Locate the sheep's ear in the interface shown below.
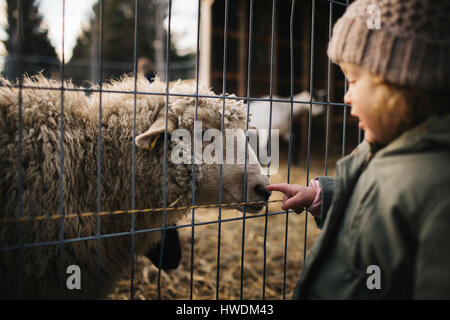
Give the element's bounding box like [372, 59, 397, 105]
[135, 115, 176, 150]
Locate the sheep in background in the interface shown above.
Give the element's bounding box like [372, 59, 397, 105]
[0, 75, 270, 299]
[248, 90, 325, 163]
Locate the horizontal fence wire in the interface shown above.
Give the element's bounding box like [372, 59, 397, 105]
[0, 200, 281, 225]
[0, 206, 297, 253]
[0, 82, 350, 107]
[0, 54, 194, 71]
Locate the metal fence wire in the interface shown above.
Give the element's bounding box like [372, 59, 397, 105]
[0, 0, 361, 300]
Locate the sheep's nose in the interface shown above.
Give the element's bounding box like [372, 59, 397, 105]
[254, 183, 271, 201]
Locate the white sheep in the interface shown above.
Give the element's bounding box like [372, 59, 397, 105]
[0, 75, 270, 299]
[248, 91, 324, 161]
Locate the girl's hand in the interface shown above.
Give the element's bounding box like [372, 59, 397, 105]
[266, 183, 317, 214]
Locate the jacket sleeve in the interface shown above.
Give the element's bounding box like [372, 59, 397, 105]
[312, 176, 336, 229]
[413, 199, 450, 299]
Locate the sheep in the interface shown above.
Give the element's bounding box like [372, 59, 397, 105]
[0, 74, 270, 299]
[248, 91, 325, 163]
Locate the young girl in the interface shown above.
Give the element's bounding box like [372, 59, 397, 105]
[267, 0, 450, 299]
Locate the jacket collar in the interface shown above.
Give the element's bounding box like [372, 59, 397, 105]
[336, 140, 372, 195]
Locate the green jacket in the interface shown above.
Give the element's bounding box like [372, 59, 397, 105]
[293, 114, 450, 299]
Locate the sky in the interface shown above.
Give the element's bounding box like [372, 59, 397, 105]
[0, 0, 199, 65]
[43, 0, 199, 60]
[38, 0, 97, 61]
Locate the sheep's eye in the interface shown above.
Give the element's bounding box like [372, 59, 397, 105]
[156, 134, 171, 147]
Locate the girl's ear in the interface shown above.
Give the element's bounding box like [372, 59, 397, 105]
[135, 115, 176, 150]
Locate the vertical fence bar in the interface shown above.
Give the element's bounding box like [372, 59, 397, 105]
[240, 0, 254, 300]
[58, 0, 66, 297]
[343, 0, 351, 154]
[262, 0, 277, 300]
[16, 0, 24, 298]
[354, 19, 363, 147]
[358, 123, 363, 143]
[342, 78, 348, 158]
[190, 0, 202, 300]
[305, 0, 316, 264]
[158, 0, 173, 300]
[17, 76, 24, 299]
[324, 1, 333, 176]
[96, 0, 104, 298]
[216, 0, 229, 300]
[283, 0, 296, 300]
[130, 0, 140, 300]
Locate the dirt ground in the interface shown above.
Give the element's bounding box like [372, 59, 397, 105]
[108, 151, 340, 300]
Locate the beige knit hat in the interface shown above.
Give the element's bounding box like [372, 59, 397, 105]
[327, 0, 450, 91]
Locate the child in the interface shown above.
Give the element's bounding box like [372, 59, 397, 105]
[267, 0, 450, 299]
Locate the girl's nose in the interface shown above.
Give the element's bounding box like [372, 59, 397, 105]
[344, 90, 357, 117]
[344, 89, 351, 105]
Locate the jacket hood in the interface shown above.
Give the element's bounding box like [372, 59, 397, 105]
[374, 113, 450, 158]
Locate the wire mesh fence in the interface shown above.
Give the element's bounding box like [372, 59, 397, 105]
[0, 0, 361, 300]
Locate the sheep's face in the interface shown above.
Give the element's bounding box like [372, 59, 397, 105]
[194, 129, 271, 213]
[136, 110, 270, 213]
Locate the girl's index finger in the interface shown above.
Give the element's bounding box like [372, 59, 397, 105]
[266, 183, 290, 194]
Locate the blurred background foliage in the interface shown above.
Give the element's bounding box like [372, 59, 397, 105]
[2, 0, 195, 85]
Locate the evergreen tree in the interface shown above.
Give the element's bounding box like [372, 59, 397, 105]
[67, 0, 194, 85]
[3, 0, 58, 80]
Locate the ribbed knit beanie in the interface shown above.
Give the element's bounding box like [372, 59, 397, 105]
[327, 0, 450, 91]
